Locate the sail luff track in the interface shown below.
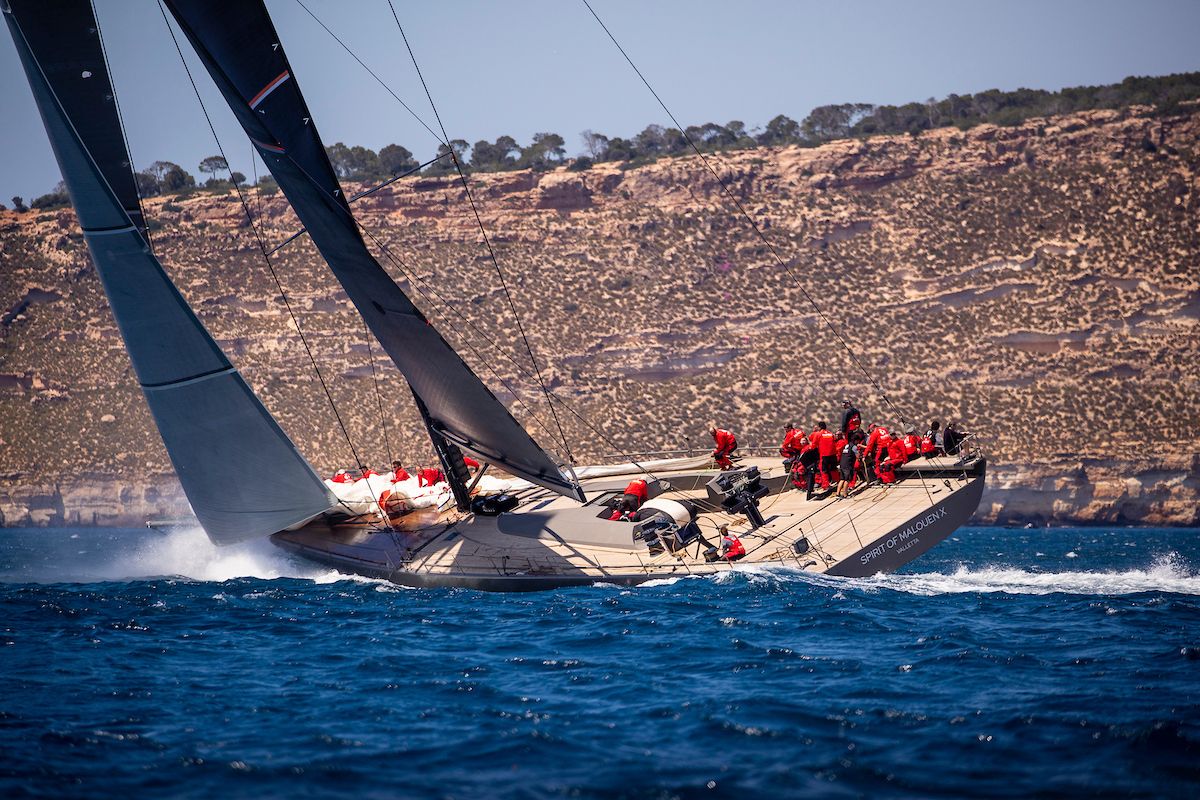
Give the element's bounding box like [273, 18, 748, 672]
[163, 0, 584, 502]
[4, 0, 336, 543]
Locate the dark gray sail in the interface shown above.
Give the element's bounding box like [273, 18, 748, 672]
[163, 0, 585, 502]
[5, 0, 336, 543]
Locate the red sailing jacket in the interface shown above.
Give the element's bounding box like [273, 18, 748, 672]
[903, 434, 920, 457]
[722, 535, 746, 559]
[887, 439, 907, 465]
[816, 430, 836, 457]
[875, 432, 893, 461]
[865, 427, 888, 459]
[391, 468, 411, 483]
[418, 468, 445, 487]
[624, 479, 649, 505]
[330, 471, 353, 484]
[463, 456, 481, 470]
[920, 434, 936, 454]
[712, 428, 737, 454]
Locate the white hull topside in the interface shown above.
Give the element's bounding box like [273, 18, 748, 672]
[272, 455, 986, 591]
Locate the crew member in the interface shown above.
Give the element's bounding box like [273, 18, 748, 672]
[903, 428, 920, 460]
[330, 469, 354, 484]
[390, 461, 410, 482]
[463, 456, 481, 472]
[944, 422, 967, 455]
[814, 422, 837, 491]
[417, 466, 445, 487]
[622, 478, 649, 514]
[836, 440, 857, 499]
[864, 423, 886, 482]
[839, 399, 861, 435]
[879, 434, 907, 485]
[718, 524, 746, 561]
[779, 423, 802, 461]
[921, 421, 940, 458]
[710, 423, 738, 470]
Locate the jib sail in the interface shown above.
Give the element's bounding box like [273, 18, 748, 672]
[5, 0, 335, 543]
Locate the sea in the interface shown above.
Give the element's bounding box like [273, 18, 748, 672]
[1, 525, 1197, 799]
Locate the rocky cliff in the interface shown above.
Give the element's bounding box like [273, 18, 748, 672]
[1, 105, 1197, 528]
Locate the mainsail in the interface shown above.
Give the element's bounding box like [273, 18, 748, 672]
[5, 0, 336, 543]
[163, 0, 585, 503]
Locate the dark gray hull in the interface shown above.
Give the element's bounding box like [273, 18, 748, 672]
[272, 457, 987, 591]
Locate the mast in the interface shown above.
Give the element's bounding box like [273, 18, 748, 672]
[163, 0, 585, 503]
[4, 0, 336, 543]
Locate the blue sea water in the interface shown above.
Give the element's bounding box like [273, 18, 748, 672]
[1, 526, 1197, 799]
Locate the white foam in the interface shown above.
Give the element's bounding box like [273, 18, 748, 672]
[724, 553, 1200, 596]
[89, 526, 342, 583]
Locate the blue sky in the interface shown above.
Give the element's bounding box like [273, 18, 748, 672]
[2, 0, 1199, 202]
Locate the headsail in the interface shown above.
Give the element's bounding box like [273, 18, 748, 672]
[5, 0, 336, 543]
[163, 0, 585, 503]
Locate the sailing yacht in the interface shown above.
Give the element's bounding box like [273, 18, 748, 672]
[5, 0, 985, 590]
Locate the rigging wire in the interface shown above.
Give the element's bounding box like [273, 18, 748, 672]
[261, 142, 567, 453]
[579, 0, 907, 425]
[363, 317, 394, 465]
[291, 0, 443, 147]
[385, 0, 577, 467]
[89, 0, 154, 252]
[264, 151, 449, 257]
[154, 0, 376, 497]
[264, 0, 695, 484]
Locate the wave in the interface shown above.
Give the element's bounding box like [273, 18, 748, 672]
[86, 526, 347, 584]
[715, 553, 1200, 596]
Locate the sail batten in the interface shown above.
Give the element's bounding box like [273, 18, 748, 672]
[5, 0, 336, 543]
[164, 0, 585, 502]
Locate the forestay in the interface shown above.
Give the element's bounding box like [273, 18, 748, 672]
[5, 0, 335, 543]
[163, 0, 585, 503]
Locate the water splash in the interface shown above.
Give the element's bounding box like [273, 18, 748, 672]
[701, 553, 1200, 596]
[92, 526, 338, 583]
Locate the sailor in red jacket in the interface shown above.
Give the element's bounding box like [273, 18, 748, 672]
[718, 524, 746, 561]
[390, 461, 410, 482]
[330, 469, 354, 484]
[814, 422, 837, 489]
[622, 478, 649, 513]
[922, 421, 942, 458]
[779, 424, 802, 460]
[417, 467, 445, 487]
[902, 429, 920, 460]
[463, 456, 481, 472]
[709, 423, 738, 470]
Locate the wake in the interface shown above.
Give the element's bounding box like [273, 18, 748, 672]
[714, 553, 1200, 596]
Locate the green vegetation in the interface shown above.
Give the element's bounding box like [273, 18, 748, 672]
[16, 70, 1199, 207]
[31, 182, 71, 210]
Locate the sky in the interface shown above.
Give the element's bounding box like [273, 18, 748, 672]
[2, 0, 1199, 202]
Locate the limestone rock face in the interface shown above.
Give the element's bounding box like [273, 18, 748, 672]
[1, 105, 1197, 527]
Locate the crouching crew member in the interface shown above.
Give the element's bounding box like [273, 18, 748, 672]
[390, 461, 410, 483]
[417, 466, 445, 487]
[623, 478, 648, 513]
[710, 423, 738, 470]
[718, 524, 746, 562]
[903, 428, 920, 461]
